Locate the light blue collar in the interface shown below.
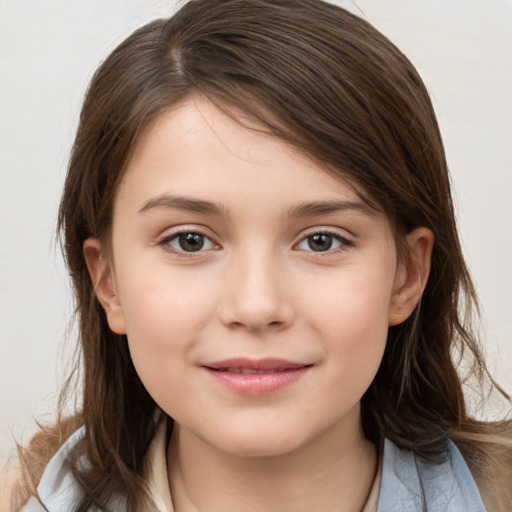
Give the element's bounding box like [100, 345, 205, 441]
[26, 428, 486, 511]
[378, 438, 487, 511]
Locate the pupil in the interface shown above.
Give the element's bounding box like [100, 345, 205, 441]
[179, 233, 204, 252]
[308, 234, 332, 252]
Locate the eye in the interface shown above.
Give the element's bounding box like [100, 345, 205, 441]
[163, 231, 217, 253]
[296, 232, 351, 253]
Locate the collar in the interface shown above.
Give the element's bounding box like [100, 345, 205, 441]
[377, 438, 487, 511]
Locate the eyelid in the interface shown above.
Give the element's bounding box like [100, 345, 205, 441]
[158, 226, 221, 256]
[294, 228, 355, 253]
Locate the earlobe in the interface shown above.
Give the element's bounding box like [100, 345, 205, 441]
[389, 227, 434, 326]
[83, 238, 127, 334]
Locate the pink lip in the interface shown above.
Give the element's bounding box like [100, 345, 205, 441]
[201, 358, 312, 395]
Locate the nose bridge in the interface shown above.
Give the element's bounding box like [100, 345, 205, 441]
[218, 241, 292, 330]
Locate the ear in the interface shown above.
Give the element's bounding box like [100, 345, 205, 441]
[83, 238, 127, 334]
[388, 227, 434, 326]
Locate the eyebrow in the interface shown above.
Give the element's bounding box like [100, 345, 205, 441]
[138, 194, 374, 218]
[138, 194, 227, 216]
[287, 200, 375, 217]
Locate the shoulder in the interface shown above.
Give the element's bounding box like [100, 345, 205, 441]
[17, 413, 167, 512]
[458, 432, 512, 512]
[18, 427, 125, 512]
[18, 427, 87, 512]
[11, 415, 86, 512]
[378, 438, 487, 511]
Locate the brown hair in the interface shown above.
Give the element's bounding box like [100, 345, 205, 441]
[15, 0, 511, 510]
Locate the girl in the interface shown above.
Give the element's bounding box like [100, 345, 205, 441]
[13, 0, 512, 510]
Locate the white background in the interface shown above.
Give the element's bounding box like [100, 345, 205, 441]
[1, 0, 511, 466]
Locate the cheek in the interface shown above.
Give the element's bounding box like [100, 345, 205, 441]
[117, 271, 218, 395]
[120, 263, 219, 338]
[303, 268, 394, 336]
[301, 270, 393, 386]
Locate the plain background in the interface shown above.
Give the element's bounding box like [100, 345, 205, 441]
[1, 0, 511, 467]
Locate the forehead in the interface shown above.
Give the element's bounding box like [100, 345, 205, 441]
[127, 96, 312, 179]
[114, 96, 384, 229]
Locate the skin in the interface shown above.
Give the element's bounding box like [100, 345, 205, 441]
[85, 96, 433, 512]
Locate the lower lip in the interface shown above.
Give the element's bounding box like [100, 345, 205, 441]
[203, 367, 310, 395]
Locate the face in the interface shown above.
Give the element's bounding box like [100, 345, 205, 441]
[86, 96, 430, 458]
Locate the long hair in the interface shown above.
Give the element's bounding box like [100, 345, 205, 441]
[15, 0, 511, 510]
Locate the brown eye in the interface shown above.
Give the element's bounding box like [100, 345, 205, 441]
[164, 232, 216, 253]
[178, 233, 205, 252]
[307, 234, 334, 252]
[296, 231, 351, 253]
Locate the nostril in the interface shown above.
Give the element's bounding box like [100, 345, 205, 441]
[217, 293, 295, 331]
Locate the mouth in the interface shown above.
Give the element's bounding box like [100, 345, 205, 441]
[213, 367, 297, 374]
[201, 358, 312, 395]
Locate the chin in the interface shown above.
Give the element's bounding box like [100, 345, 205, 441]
[201, 424, 314, 459]
[220, 437, 302, 458]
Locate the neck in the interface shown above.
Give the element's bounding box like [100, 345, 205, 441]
[167, 409, 377, 512]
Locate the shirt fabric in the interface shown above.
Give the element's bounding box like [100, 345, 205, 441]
[144, 422, 381, 512]
[21, 421, 487, 512]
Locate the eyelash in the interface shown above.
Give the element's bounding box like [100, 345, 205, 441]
[158, 228, 354, 256]
[158, 229, 219, 257]
[295, 230, 354, 255]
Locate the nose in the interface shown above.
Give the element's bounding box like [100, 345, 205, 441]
[217, 249, 295, 332]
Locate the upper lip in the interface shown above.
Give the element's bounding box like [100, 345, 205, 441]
[202, 358, 311, 372]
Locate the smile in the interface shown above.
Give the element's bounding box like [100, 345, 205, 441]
[214, 367, 292, 374]
[201, 358, 312, 395]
